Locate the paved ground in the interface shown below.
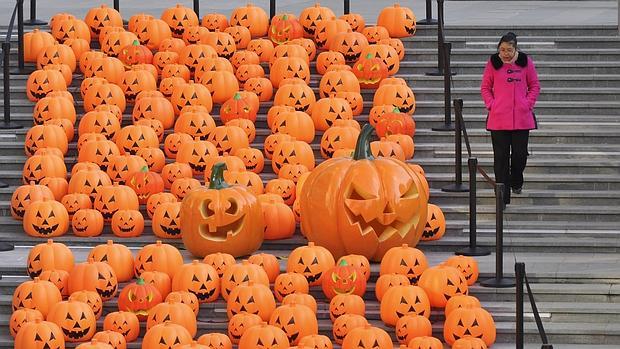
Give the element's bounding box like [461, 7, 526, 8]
[0, 1, 617, 27]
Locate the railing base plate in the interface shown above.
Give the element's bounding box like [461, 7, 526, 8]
[0, 121, 22, 130]
[480, 277, 515, 288]
[455, 246, 492, 256]
[425, 69, 457, 77]
[0, 242, 14, 252]
[417, 18, 438, 25]
[24, 19, 47, 25]
[432, 124, 455, 131]
[442, 183, 469, 192]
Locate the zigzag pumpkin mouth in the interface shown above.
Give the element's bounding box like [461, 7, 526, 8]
[32, 224, 59, 235]
[63, 326, 91, 340]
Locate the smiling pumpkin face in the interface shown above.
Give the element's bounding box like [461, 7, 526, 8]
[171, 260, 220, 303]
[180, 163, 264, 258]
[444, 308, 497, 347]
[228, 312, 262, 343]
[103, 311, 140, 342]
[379, 285, 431, 326]
[286, 242, 335, 286]
[273, 272, 309, 302]
[23, 200, 69, 238]
[46, 300, 96, 342]
[300, 126, 429, 262]
[328, 294, 365, 322]
[269, 303, 318, 345]
[226, 282, 276, 321]
[418, 265, 469, 308]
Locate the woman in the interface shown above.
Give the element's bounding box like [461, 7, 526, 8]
[480, 32, 540, 204]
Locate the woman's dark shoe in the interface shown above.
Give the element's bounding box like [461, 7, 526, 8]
[512, 187, 522, 194]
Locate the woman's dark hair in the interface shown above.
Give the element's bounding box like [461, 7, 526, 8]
[497, 32, 517, 49]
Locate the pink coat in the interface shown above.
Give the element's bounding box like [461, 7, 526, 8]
[480, 52, 540, 130]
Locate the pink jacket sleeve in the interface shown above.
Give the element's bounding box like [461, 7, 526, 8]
[526, 58, 541, 110]
[480, 60, 495, 111]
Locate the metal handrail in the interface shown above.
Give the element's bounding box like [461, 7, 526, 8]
[516, 262, 554, 349]
[1, 0, 24, 131]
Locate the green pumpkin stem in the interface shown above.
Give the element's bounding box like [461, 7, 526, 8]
[209, 163, 229, 190]
[140, 166, 149, 173]
[338, 259, 349, 267]
[365, 52, 373, 59]
[353, 124, 375, 160]
[136, 278, 145, 285]
[392, 106, 401, 113]
[282, 14, 288, 20]
[233, 92, 242, 100]
[132, 40, 140, 46]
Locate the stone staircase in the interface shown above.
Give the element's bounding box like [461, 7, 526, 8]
[0, 23, 619, 348]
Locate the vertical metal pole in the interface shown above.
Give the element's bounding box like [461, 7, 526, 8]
[442, 98, 468, 190]
[495, 183, 504, 279]
[17, 0, 24, 71]
[480, 183, 514, 288]
[468, 158, 477, 247]
[444, 44, 452, 126]
[516, 262, 525, 349]
[426, 0, 445, 76]
[24, 0, 46, 25]
[3, 43, 10, 124]
[417, 0, 438, 25]
[113, 0, 119, 12]
[193, 0, 200, 18]
[344, 0, 350, 15]
[456, 157, 490, 256]
[437, 0, 445, 72]
[432, 42, 454, 131]
[270, 0, 276, 19]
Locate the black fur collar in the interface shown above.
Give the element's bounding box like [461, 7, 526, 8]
[491, 52, 528, 70]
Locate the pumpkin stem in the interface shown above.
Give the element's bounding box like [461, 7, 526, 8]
[392, 106, 401, 113]
[209, 163, 229, 189]
[365, 52, 373, 59]
[140, 166, 149, 173]
[282, 14, 288, 20]
[339, 259, 348, 267]
[353, 124, 375, 160]
[136, 278, 145, 285]
[132, 40, 140, 46]
[233, 92, 242, 100]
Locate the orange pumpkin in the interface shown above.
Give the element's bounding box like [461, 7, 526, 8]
[181, 163, 264, 258]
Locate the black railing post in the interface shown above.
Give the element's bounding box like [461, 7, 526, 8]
[417, 0, 438, 25]
[113, 0, 119, 12]
[24, 0, 46, 25]
[442, 98, 467, 190]
[456, 158, 491, 256]
[193, 0, 200, 18]
[432, 42, 455, 131]
[426, 0, 445, 76]
[1, 42, 22, 130]
[516, 262, 525, 349]
[480, 183, 515, 288]
[344, 0, 350, 15]
[17, 0, 24, 72]
[270, 0, 276, 19]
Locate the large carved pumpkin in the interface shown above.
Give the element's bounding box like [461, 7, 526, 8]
[299, 124, 428, 261]
[181, 163, 264, 258]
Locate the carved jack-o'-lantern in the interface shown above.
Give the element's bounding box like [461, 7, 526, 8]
[46, 299, 96, 342]
[444, 307, 496, 347]
[181, 163, 265, 258]
[300, 125, 428, 261]
[380, 285, 431, 326]
[418, 265, 469, 308]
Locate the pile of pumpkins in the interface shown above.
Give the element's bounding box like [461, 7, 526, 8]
[12, 239, 495, 348]
[16, 1, 449, 263]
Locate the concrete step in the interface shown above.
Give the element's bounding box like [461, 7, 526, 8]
[3, 98, 619, 116]
[401, 73, 620, 89]
[410, 48, 620, 62]
[401, 60, 620, 75]
[414, 127, 620, 145]
[8, 84, 620, 102]
[428, 172, 620, 190]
